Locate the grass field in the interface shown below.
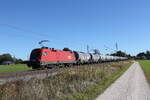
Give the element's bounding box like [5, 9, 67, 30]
[0, 64, 32, 73]
[138, 60, 150, 84]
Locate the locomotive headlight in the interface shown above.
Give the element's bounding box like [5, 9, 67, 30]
[42, 52, 47, 56]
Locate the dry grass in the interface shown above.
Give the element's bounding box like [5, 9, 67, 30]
[0, 61, 132, 100]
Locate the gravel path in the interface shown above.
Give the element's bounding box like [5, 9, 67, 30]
[95, 62, 150, 100]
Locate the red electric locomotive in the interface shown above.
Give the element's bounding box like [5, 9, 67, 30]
[27, 47, 76, 69]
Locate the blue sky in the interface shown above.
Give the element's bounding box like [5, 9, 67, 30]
[0, 0, 150, 60]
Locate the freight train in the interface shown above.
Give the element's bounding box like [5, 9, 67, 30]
[27, 47, 128, 69]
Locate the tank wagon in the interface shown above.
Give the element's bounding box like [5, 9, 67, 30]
[27, 47, 128, 69]
[90, 54, 101, 63]
[74, 52, 91, 64]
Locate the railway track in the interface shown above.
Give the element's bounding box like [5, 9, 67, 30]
[0, 69, 62, 85]
[0, 61, 127, 85]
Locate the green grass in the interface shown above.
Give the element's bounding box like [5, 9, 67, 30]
[138, 60, 150, 84]
[0, 64, 32, 73]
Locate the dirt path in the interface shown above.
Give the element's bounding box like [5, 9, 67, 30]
[95, 62, 150, 100]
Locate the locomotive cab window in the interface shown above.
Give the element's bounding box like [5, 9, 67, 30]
[42, 52, 47, 56]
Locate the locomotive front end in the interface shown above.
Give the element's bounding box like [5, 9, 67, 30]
[27, 49, 42, 69]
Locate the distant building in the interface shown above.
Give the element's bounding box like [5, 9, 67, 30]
[0, 61, 14, 65]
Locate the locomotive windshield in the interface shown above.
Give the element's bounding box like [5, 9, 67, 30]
[30, 49, 41, 60]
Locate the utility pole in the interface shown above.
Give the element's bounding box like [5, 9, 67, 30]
[115, 42, 118, 51]
[87, 45, 89, 53]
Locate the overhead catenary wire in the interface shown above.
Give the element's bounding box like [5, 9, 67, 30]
[0, 23, 90, 51]
[0, 24, 49, 37]
[0, 24, 48, 40]
[1, 24, 110, 53]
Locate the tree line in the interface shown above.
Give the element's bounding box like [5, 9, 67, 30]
[136, 51, 150, 60]
[110, 50, 150, 60]
[0, 53, 23, 64]
[110, 51, 132, 58]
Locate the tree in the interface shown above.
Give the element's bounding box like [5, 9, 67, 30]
[12, 56, 24, 64]
[146, 51, 150, 59]
[15, 59, 23, 64]
[0, 54, 14, 63]
[136, 51, 150, 60]
[136, 52, 146, 59]
[111, 51, 128, 57]
[0, 54, 24, 64]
